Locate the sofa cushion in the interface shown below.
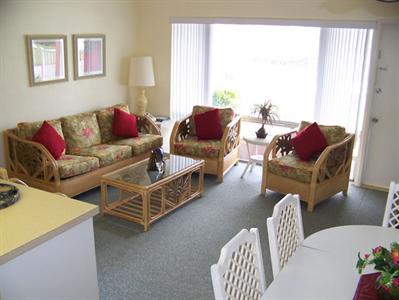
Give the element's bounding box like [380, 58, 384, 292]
[189, 105, 234, 136]
[173, 136, 220, 158]
[62, 113, 102, 154]
[112, 108, 138, 138]
[268, 153, 317, 183]
[96, 104, 130, 143]
[290, 122, 327, 161]
[74, 144, 132, 167]
[194, 109, 223, 140]
[32, 121, 66, 160]
[57, 155, 100, 179]
[112, 134, 163, 155]
[17, 119, 64, 140]
[299, 121, 346, 145]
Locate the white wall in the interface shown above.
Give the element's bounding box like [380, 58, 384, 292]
[135, 0, 399, 117]
[0, 1, 138, 166]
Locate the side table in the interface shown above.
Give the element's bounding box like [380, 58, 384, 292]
[240, 135, 269, 178]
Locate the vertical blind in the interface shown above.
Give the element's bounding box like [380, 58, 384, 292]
[170, 24, 210, 120]
[315, 28, 372, 134]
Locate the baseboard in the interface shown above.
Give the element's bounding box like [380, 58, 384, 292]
[360, 183, 389, 192]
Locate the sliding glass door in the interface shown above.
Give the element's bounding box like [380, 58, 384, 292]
[170, 21, 374, 181]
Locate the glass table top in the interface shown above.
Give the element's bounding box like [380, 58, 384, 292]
[104, 154, 202, 187]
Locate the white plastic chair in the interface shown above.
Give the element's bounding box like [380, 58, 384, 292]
[211, 228, 266, 300]
[382, 181, 399, 228]
[267, 194, 304, 279]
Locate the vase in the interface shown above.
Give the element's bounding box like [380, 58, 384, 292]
[255, 124, 268, 139]
[375, 275, 399, 300]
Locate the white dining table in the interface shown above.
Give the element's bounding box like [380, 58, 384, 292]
[262, 225, 399, 300]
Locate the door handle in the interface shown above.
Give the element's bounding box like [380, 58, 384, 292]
[371, 117, 379, 123]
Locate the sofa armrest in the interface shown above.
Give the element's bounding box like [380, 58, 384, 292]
[3, 129, 60, 185]
[312, 133, 355, 183]
[169, 114, 192, 153]
[221, 115, 241, 157]
[136, 115, 161, 135]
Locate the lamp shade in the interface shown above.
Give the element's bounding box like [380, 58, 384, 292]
[128, 56, 155, 87]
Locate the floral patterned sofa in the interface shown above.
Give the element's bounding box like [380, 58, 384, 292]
[4, 104, 162, 196]
[261, 121, 355, 212]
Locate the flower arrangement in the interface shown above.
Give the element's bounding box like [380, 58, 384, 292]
[252, 100, 278, 139]
[357, 242, 399, 299]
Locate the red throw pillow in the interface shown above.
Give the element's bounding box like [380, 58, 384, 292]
[194, 109, 223, 140]
[290, 122, 328, 161]
[112, 108, 138, 138]
[32, 121, 66, 160]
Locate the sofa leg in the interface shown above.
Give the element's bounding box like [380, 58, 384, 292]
[342, 188, 348, 196]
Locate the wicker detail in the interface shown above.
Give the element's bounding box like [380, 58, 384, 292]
[136, 115, 161, 135]
[164, 173, 190, 205]
[316, 140, 351, 183]
[4, 130, 59, 185]
[276, 202, 301, 269]
[222, 242, 263, 300]
[224, 119, 240, 156]
[177, 117, 191, 142]
[274, 131, 296, 157]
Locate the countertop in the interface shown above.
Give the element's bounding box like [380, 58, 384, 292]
[0, 180, 98, 265]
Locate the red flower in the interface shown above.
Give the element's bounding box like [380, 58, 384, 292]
[82, 127, 94, 138]
[392, 250, 399, 266]
[364, 254, 370, 260]
[373, 246, 383, 255]
[393, 278, 399, 287]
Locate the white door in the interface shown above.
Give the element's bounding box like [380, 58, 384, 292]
[361, 22, 399, 189]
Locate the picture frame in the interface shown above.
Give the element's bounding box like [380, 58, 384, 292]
[73, 34, 106, 80]
[26, 35, 68, 86]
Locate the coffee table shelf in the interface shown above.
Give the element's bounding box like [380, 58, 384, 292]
[101, 154, 204, 231]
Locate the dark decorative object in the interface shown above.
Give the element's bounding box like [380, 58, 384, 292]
[0, 183, 20, 209]
[147, 147, 165, 173]
[253, 100, 278, 139]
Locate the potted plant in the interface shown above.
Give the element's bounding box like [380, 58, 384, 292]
[357, 242, 399, 299]
[253, 100, 278, 139]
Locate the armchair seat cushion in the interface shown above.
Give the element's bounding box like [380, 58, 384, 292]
[112, 134, 163, 155]
[174, 137, 221, 158]
[58, 155, 100, 179]
[268, 153, 317, 183]
[74, 144, 132, 167]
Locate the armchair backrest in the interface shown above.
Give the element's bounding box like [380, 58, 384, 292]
[298, 121, 346, 145]
[189, 105, 235, 136]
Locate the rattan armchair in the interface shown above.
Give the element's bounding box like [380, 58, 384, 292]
[170, 106, 241, 182]
[261, 122, 355, 212]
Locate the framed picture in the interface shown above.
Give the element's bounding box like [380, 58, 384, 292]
[26, 35, 68, 86]
[73, 34, 106, 80]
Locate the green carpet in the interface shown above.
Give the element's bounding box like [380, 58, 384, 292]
[76, 162, 387, 300]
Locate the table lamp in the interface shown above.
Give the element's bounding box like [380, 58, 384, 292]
[129, 56, 155, 116]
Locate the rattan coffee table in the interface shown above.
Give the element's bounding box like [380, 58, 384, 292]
[100, 154, 204, 231]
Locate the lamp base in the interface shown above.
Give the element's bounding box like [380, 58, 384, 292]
[136, 89, 148, 116]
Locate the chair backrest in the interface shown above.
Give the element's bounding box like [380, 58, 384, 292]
[382, 181, 399, 228]
[211, 228, 266, 300]
[267, 194, 304, 279]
